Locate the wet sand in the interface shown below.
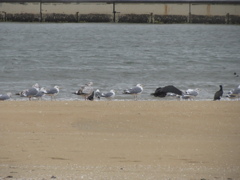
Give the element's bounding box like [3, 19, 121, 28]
[0, 101, 240, 180]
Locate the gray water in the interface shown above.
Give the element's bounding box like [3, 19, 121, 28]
[0, 23, 240, 101]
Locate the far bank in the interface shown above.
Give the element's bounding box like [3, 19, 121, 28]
[0, 0, 240, 23]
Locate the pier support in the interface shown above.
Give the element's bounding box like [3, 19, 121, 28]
[226, 13, 230, 24]
[76, 12, 79, 22]
[40, 1, 42, 22]
[149, 12, 154, 23]
[188, 3, 192, 23]
[112, 2, 119, 23]
[2, 11, 7, 21]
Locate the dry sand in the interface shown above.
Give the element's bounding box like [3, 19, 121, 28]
[0, 101, 240, 180]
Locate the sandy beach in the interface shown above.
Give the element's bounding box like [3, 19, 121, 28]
[0, 101, 240, 180]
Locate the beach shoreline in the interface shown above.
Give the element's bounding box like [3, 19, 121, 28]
[0, 101, 240, 179]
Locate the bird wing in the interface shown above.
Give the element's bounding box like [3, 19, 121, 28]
[124, 86, 142, 94]
[0, 95, 9, 100]
[0, 95, 6, 101]
[186, 89, 198, 96]
[82, 86, 93, 95]
[232, 88, 240, 95]
[25, 88, 38, 97]
[46, 88, 58, 95]
[34, 91, 45, 97]
[102, 92, 114, 98]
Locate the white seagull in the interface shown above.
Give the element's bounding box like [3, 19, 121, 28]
[95, 89, 115, 100]
[0, 92, 12, 101]
[123, 84, 143, 100]
[34, 87, 47, 100]
[226, 85, 240, 100]
[45, 86, 60, 100]
[74, 82, 94, 100]
[16, 83, 40, 101]
[181, 88, 200, 100]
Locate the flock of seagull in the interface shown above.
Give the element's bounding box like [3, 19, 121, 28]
[0, 82, 240, 101]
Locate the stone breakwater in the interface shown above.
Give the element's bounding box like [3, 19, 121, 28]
[1, 13, 240, 24]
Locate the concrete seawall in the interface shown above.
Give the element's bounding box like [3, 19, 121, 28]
[0, 2, 240, 24]
[1, 13, 240, 24]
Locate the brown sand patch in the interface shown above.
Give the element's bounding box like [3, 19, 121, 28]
[0, 101, 239, 179]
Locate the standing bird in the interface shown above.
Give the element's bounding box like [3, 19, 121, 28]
[123, 84, 143, 100]
[73, 82, 94, 100]
[16, 83, 40, 101]
[45, 86, 60, 100]
[95, 89, 102, 100]
[34, 87, 47, 100]
[0, 92, 12, 101]
[151, 85, 183, 98]
[213, 85, 223, 101]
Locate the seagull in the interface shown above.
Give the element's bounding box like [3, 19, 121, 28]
[34, 87, 47, 100]
[45, 86, 60, 100]
[86, 91, 95, 101]
[181, 88, 200, 100]
[95, 89, 102, 100]
[123, 84, 143, 100]
[151, 85, 183, 98]
[226, 85, 240, 100]
[0, 92, 12, 101]
[95, 89, 115, 100]
[16, 83, 40, 101]
[15, 89, 28, 97]
[73, 82, 94, 100]
[213, 85, 223, 101]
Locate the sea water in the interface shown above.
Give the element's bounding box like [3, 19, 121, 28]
[0, 23, 239, 101]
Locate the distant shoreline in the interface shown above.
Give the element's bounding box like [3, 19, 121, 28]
[1, 2, 240, 24]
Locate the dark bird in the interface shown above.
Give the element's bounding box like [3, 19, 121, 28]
[151, 85, 183, 97]
[213, 85, 223, 101]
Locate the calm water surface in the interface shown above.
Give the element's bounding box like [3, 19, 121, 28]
[0, 23, 240, 100]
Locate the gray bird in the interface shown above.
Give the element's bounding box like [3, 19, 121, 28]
[45, 86, 60, 100]
[123, 84, 143, 100]
[0, 92, 12, 101]
[181, 88, 200, 100]
[95, 89, 115, 100]
[34, 87, 47, 100]
[95, 89, 102, 100]
[17, 83, 40, 101]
